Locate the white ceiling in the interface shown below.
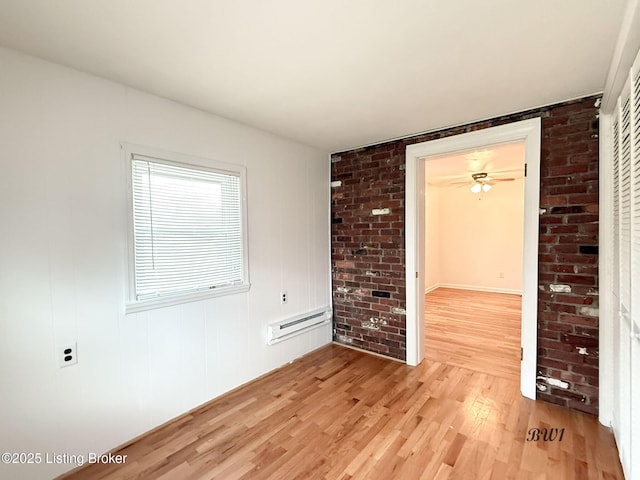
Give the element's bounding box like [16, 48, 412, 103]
[0, 0, 628, 152]
[425, 142, 525, 185]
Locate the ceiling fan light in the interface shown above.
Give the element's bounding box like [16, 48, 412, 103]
[482, 183, 491, 192]
[470, 183, 482, 194]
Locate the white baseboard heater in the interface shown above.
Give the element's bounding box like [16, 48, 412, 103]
[267, 307, 332, 345]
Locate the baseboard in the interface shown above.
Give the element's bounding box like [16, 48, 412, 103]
[424, 283, 439, 294]
[430, 283, 522, 295]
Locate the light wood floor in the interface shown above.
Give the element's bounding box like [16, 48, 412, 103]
[61, 292, 623, 480]
[425, 288, 521, 382]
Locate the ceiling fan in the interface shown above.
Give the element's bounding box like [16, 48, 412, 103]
[452, 171, 516, 193]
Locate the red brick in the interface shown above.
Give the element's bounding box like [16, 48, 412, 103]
[558, 234, 597, 244]
[550, 265, 575, 273]
[585, 204, 599, 213]
[549, 303, 577, 314]
[548, 164, 589, 176]
[543, 176, 570, 186]
[554, 294, 594, 305]
[546, 349, 584, 364]
[335, 260, 355, 268]
[556, 274, 597, 286]
[548, 122, 590, 136]
[558, 314, 598, 327]
[549, 225, 580, 234]
[539, 330, 561, 340]
[540, 196, 568, 206]
[540, 215, 563, 224]
[538, 358, 570, 370]
[550, 244, 579, 254]
[570, 193, 599, 204]
[571, 365, 598, 377]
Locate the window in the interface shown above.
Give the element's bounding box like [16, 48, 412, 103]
[124, 145, 249, 313]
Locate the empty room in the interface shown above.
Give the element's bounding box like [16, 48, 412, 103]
[1, 1, 639, 479]
[423, 143, 525, 381]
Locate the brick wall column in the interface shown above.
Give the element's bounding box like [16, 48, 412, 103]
[536, 101, 600, 414]
[332, 145, 407, 359]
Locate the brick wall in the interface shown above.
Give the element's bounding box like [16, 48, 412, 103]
[331, 96, 600, 415]
[536, 101, 600, 415]
[332, 146, 407, 358]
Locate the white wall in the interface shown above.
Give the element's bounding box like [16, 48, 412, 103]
[0, 47, 331, 479]
[425, 179, 524, 294]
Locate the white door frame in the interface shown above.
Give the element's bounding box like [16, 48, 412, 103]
[405, 118, 541, 400]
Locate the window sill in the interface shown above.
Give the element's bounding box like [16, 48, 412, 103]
[125, 283, 251, 314]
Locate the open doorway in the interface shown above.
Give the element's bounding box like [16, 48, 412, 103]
[423, 143, 525, 381]
[404, 118, 541, 399]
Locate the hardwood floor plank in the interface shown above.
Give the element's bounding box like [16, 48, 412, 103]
[59, 290, 623, 480]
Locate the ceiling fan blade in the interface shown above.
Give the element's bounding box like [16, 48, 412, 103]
[428, 173, 472, 183]
[487, 167, 523, 175]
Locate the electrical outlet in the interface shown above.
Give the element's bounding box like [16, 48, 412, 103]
[58, 342, 78, 368]
[281, 291, 288, 304]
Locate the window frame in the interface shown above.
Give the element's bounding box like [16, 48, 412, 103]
[123, 143, 250, 314]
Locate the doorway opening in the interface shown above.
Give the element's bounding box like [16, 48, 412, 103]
[423, 142, 525, 381]
[405, 118, 541, 399]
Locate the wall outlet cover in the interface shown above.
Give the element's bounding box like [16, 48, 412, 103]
[58, 342, 78, 368]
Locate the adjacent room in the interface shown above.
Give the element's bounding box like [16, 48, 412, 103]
[423, 143, 525, 381]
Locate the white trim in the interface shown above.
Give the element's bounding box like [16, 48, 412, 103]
[405, 151, 425, 365]
[405, 118, 541, 400]
[327, 154, 335, 336]
[599, 113, 615, 427]
[125, 284, 250, 314]
[424, 284, 439, 295]
[601, 0, 640, 114]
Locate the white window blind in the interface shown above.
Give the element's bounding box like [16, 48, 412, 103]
[125, 147, 248, 312]
[620, 94, 632, 312]
[613, 114, 620, 296]
[632, 64, 640, 333]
